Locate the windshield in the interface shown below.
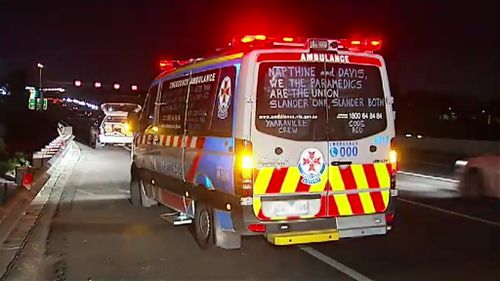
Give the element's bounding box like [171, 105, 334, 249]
[256, 62, 387, 141]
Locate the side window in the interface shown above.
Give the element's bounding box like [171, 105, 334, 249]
[139, 85, 158, 130]
[185, 69, 220, 136]
[159, 75, 189, 135]
[210, 65, 236, 137]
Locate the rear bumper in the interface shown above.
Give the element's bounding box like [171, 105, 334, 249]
[99, 135, 133, 144]
[232, 204, 391, 239]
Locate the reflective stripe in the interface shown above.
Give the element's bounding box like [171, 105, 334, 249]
[351, 165, 376, 214]
[280, 167, 302, 194]
[309, 169, 328, 193]
[254, 168, 274, 195]
[375, 163, 391, 188]
[381, 190, 390, 207]
[329, 167, 352, 216]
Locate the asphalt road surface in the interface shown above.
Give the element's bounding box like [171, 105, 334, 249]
[6, 144, 500, 281]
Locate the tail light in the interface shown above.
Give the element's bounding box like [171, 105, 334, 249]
[390, 137, 398, 194]
[234, 139, 254, 199]
[389, 137, 398, 173]
[385, 212, 395, 230]
[248, 223, 266, 233]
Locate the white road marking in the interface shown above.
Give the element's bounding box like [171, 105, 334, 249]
[398, 171, 459, 183]
[77, 189, 95, 196]
[398, 198, 500, 227]
[300, 246, 374, 281]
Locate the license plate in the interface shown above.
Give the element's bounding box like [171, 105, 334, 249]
[274, 200, 309, 216]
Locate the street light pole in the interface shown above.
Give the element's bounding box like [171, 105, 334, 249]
[37, 63, 44, 99]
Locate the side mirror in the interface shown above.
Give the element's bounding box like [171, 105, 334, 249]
[127, 111, 140, 132]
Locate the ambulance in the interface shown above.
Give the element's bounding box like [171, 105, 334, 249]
[128, 35, 398, 249]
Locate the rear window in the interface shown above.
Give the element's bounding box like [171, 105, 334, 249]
[256, 62, 387, 141]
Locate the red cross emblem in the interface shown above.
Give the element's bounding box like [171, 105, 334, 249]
[302, 150, 322, 172]
[220, 79, 230, 104]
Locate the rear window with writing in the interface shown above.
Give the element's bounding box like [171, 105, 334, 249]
[256, 62, 387, 141]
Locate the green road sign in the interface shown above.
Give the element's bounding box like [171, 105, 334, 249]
[28, 98, 36, 110]
[34, 98, 48, 111]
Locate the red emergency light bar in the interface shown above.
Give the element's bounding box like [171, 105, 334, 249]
[234, 35, 382, 53]
[338, 39, 382, 52]
[235, 35, 305, 46]
[158, 35, 383, 73]
[158, 59, 192, 72]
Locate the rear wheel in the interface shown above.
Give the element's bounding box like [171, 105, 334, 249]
[194, 202, 214, 249]
[130, 176, 142, 206]
[92, 133, 101, 149]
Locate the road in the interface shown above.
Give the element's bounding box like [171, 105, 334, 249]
[6, 144, 500, 281]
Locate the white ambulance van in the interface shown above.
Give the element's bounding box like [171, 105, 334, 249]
[128, 36, 398, 249]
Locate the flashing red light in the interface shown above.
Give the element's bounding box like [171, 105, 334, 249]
[94, 81, 102, 88]
[241, 36, 254, 43]
[159, 60, 168, 69]
[240, 34, 267, 43]
[282, 37, 294, 42]
[113, 83, 120, 90]
[159, 60, 177, 71]
[255, 34, 266, 40]
[74, 80, 82, 87]
[248, 223, 266, 233]
[340, 39, 382, 52]
[131, 84, 138, 91]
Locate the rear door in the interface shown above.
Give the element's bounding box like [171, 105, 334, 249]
[324, 61, 392, 217]
[251, 52, 393, 221]
[252, 58, 330, 221]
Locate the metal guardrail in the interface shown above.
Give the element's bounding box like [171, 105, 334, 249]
[0, 122, 74, 246]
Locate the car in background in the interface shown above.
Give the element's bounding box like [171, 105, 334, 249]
[457, 154, 500, 199]
[90, 103, 141, 149]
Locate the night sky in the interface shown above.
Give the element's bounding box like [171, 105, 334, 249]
[0, 0, 496, 100]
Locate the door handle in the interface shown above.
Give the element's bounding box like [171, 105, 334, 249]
[330, 161, 352, 166]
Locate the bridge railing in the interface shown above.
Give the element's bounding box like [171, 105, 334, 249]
[0, 121, 75, 246]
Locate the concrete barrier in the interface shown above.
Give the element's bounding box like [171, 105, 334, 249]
[397, 135, 500, 157]
[0, 122, 74, 246]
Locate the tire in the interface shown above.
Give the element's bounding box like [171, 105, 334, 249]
[89, 132, 96, 148]
[92, 134, 101, 150]
[194, 202, 214, 249]
[130, 176, 142, 206]
[462, 168, 483, 198]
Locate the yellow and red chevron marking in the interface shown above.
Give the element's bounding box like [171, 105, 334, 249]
[135, 134, 205, 149]
[252, 163, 392, 220]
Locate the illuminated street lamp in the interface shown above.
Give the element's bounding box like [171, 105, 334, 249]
[94, 81, 102, 88]
[37, 63, 44, 98]
[113, 82, 120, 90]
[74, 80, 82, 87]
[131, 84, 138, 91]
